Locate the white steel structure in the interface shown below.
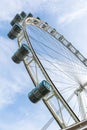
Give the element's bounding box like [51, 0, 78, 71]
[8, 14, 87, 130]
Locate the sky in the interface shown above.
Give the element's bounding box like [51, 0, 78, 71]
[0, 0, 87, 130]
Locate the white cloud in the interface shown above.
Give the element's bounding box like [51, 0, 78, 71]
[0, 0, 87, 25]
[0, 104, 58, 130]
[0, 0, 44, 21]
[58, 1, 87, 25]
[0, 118, 57, 130]
[0, 0, 22, 21]
[40, 0, 61, 14]
[0, 66, 31, 109]
[0, 0, 61, 22]
[0, 36, 32, 108]
[0, 119, 37, 130]
[58, 7, 87, 24]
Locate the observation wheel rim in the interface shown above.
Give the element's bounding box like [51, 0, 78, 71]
[17, 17, 87, 129]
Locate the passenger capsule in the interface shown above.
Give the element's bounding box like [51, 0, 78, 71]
[45, 22, 48, 25]
[20, 11, 26, 18]
[28, 80, 51, 103]
[27, 13, 33, 17]
[7, 31, 16, 40]
[28, 87, 42, 103]
[12, 44, 30, 63]
[38, 80, 51, 96]
[8, 23, 22, 40]
[10, 14, 22, 26]
[12, 23, 22, 33]
[36, 17, 40, 20]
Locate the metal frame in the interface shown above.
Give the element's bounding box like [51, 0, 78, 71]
[17, 17, 87, 129]
[63, 119, 87, 130]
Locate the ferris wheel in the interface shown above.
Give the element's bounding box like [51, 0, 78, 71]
[8, 11, 87, 130]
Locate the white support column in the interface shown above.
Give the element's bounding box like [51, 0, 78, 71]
[75, 89, 86, 120]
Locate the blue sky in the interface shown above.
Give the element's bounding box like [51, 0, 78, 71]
[0, 0, 87, 130]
